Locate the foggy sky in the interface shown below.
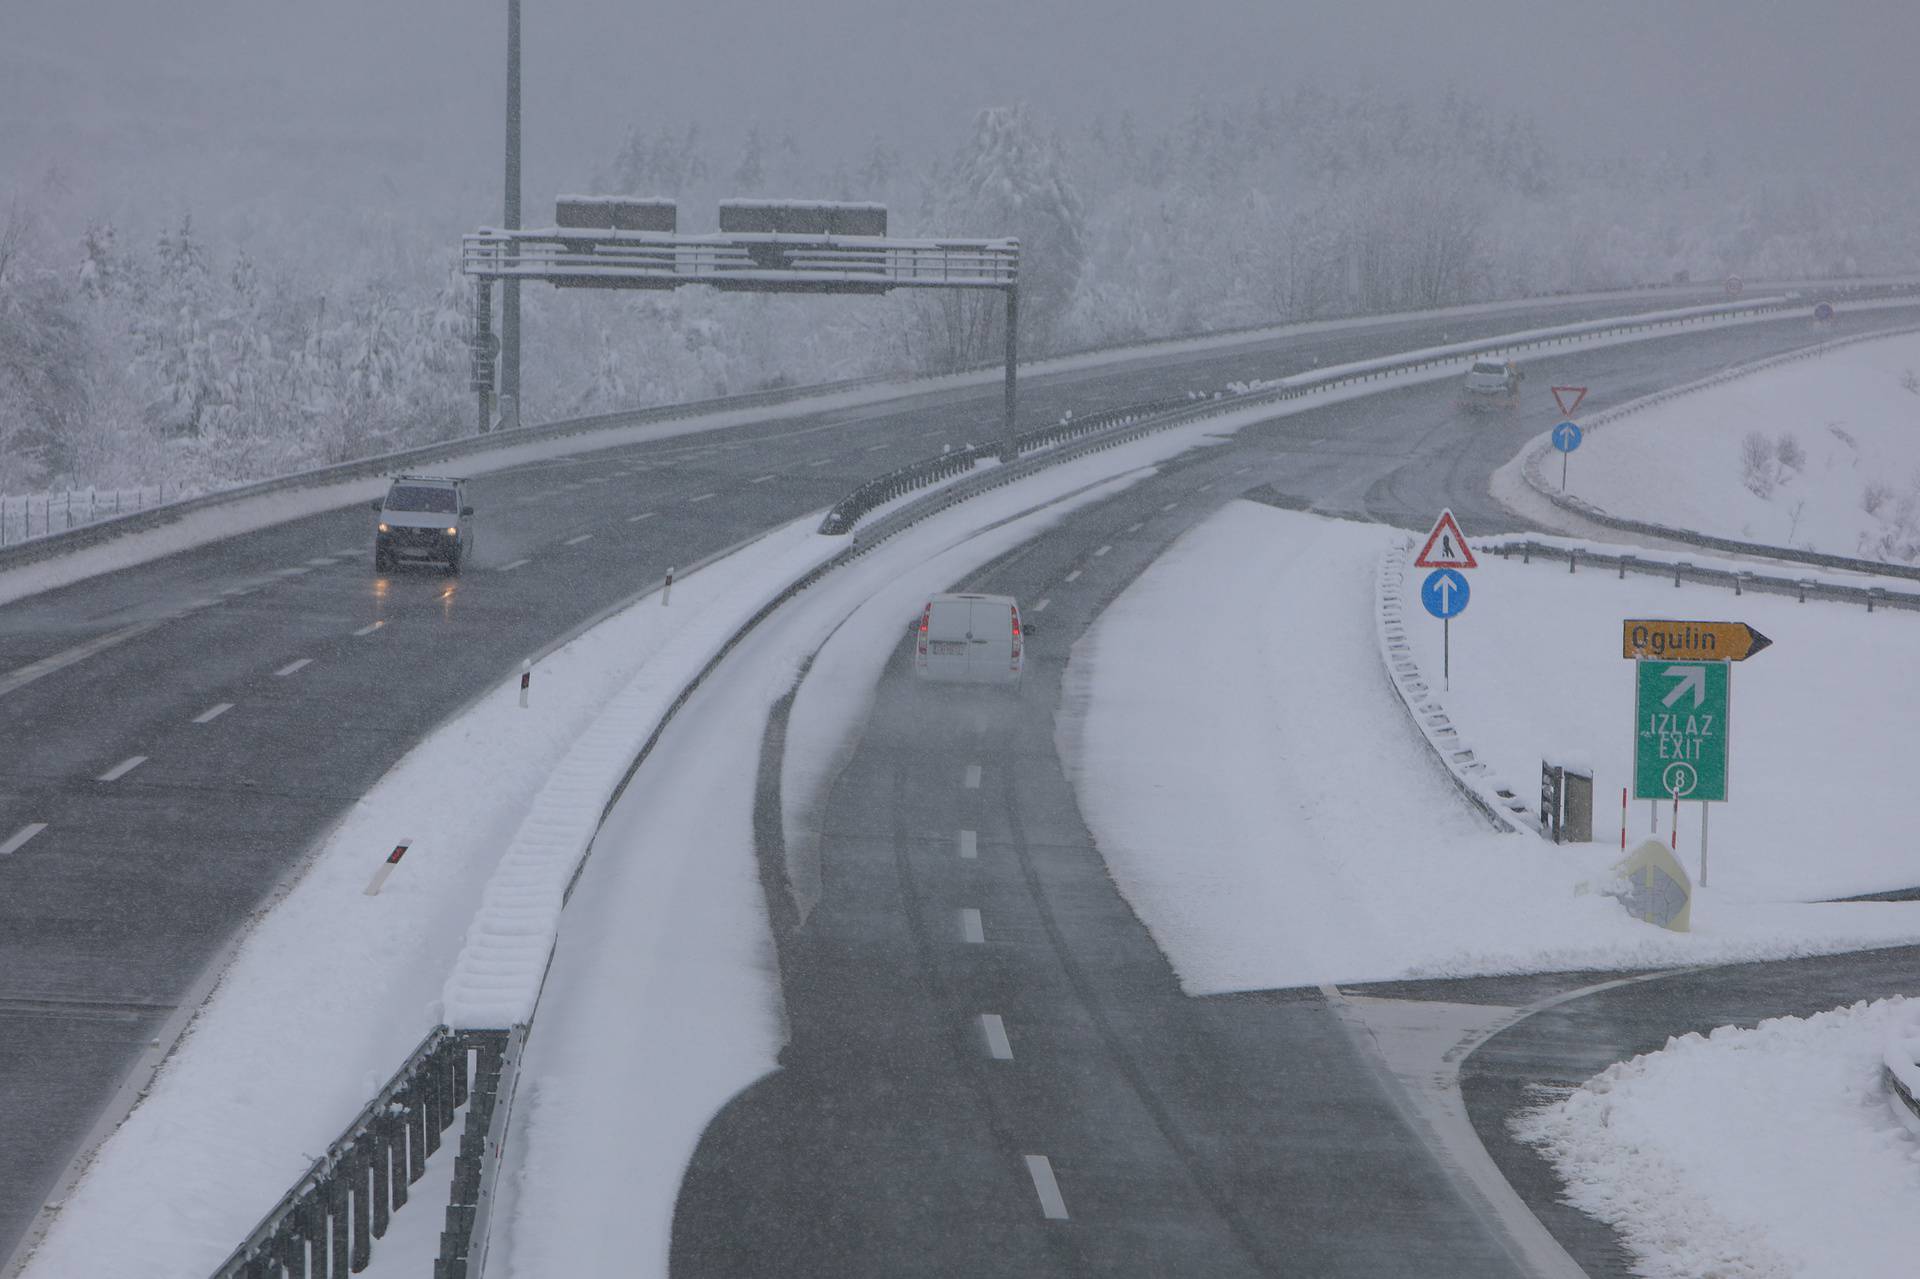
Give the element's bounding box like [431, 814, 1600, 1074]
[4, 0, 1914, 231]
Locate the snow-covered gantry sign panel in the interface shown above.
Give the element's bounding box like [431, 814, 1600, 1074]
[1413, 508, 1477, 569]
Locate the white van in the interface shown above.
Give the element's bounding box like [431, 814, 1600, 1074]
[913, 593, 1027, 685]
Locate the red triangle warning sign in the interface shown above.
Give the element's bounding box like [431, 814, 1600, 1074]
[1414, 509, 1478, 569]
[1551, 385, 1588, 417]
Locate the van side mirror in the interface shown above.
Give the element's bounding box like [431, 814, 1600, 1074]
[370, 500, 383, 512]
[461, 505, 474, 516]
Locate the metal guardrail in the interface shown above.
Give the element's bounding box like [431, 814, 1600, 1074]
[1483, 537, 1920, 612]
[1518, 322, 1920, 582]
[0, 485, 174, 546]
[211, 1027, 469, 1279]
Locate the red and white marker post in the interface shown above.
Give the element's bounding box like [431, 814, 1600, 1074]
[364, 838, 414, 896]
[519, 659, 531, 708]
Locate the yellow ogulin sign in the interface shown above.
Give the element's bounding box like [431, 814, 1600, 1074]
[1622, 619, 1771, 662]
[1611, 839, 1693, 932]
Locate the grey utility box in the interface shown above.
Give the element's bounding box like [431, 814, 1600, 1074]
[1540, 760, 1594, 844]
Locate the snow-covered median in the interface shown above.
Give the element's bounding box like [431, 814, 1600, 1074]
[1514, 997, 1920, 1279]
[1548, 328, 1920, 565]
[1056, 501, 1920, 993]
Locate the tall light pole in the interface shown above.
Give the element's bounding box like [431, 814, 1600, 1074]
[500, 0, 522, 430]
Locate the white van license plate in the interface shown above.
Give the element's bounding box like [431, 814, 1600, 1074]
[929, 641, 967, 655]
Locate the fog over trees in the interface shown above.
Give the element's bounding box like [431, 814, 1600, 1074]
[5, 1, 1920, 499]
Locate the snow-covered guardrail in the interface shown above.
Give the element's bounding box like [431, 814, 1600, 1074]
[1884, 1014, 1920, 1136]
[1374, 538, 1535, 835]
[1516, 322, 1920, 583]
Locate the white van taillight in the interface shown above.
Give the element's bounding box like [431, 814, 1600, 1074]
[1010, 607, 1023, 668]
[916, 604, 931, 661]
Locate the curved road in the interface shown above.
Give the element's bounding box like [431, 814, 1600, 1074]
[0, 297, 1913, 1267]
[673, 309, 1920, 1275]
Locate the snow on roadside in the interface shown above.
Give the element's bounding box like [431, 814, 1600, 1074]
[1513, 997, 1920, 1279]
[1055, 502, 1920, 994]
[1559, 329, 1920, 565]
[15, 515, 830, 1279]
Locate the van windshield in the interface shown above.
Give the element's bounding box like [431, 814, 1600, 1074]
[385, 485, 457, 513]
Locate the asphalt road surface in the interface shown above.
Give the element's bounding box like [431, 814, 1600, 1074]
[1, 296, 1914, 1266]
[672, 308, 1920, 1275]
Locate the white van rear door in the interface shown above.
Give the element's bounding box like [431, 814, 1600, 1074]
[968, 600, 1013, 677]
[925, 598, 972, 674]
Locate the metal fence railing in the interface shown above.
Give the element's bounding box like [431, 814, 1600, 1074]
[0, 486, 174, 546]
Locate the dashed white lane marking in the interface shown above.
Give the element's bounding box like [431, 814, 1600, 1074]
[1198, 482, 1216, 492]
[981, 1014, 1014, 1060]
[353, 621, 386, 637]
[273, 566, 310, 578]
[1093, 544, 1112, 557]
[1234, 464, 1253, 474]
[1064, 569, 1082, 583]
[750, 474, 775, 484]
[1126, 521, 1144, 533]
[498, 559, 531, 572]
[689, 492, 717, 503]
[220, 587, 253, 596]
[959, 829, 978, 860]
[960, 908, 985, 944]
[1161, 501, 1179, 512]
[1024, 1155, 1070, 1220]
[192, 702, 234, 724]
[564, 534, 594, 546]
[275, 658, 312, 677]
[97, 755, 148, 783]
[963, 764, 982, 789]
[1032, 599, 1049, 613]
[864, 442, 890, 452]
[807, 457, 832, 466]
[627, 512, 657, 523]
[306, 557, 337, 566]
[0, 823, 48, 857]
[583, 476, 610, 484]
[332, 548, 360, 557]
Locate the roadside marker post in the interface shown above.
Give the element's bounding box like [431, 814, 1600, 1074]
[662, 566, 675, 606]
[364, 839, 414, 896]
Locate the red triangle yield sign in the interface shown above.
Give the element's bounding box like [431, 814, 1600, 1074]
[1551, 385, 1588, 417]
[1414, 509, 1478, 569]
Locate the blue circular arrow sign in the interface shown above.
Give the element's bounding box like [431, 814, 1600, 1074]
[1421, 568, 1470, 619]
[1552, 420, 1583, 452]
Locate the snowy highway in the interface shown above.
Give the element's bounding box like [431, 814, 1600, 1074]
[5, 298, 1920, 1275]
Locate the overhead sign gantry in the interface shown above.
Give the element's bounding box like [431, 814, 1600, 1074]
[461, 198, 1022, 451]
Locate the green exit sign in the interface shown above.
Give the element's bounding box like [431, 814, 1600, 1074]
[1633, 660, 1729, 802]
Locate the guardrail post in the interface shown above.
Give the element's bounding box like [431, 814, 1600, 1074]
[1797, 579, 1812, 603]
[371, 1114, 393, 1238]
[328, 1173, 350, 1278]
[350, 1145, 372, 1272]
[1620, 554, 1634, 580]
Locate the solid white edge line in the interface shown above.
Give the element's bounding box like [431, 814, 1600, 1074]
[97, 755, 148, 782]
[980, 1013, 1013, 1060]
[958, 829, 978, 859]
[275, 658, 312, 677]
[960, 908, 985, 944]
[0, 823, 48, 856]
[964, 764, 982, 789]
[191, 702, 234, 724]
[1024, 1154, 1069, 1220]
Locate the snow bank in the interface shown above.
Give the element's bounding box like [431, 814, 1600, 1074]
[1056, 502, 1920, 994]
[1544, 329, 1920, 565]
[1514, 997, 1920, 1279]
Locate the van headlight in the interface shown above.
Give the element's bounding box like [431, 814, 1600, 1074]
[378, 522, 389, 532]
[446, 526, 458, 536]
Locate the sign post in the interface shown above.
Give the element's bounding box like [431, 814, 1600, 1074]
[1552, 420, 1583, 490]
[1415, 510, 1477, 693]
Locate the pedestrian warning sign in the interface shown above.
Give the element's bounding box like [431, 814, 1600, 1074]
[1414, 509, 1478, 569]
